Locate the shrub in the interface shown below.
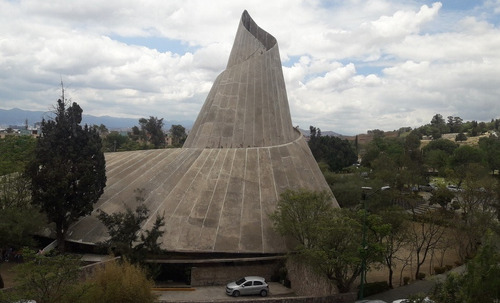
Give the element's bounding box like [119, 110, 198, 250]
[78, 259, 157, 303]
[403, 276, 410, 285]
[445, 264, 453, 271]
[417, 272, 426, 280]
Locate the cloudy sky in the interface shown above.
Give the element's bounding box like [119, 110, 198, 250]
[1, 0, 500, 135]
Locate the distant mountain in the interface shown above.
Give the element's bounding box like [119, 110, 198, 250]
[298, 128, 343, 137]
[0, 108, 193, 130]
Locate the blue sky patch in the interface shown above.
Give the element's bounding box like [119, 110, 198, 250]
[111, 35, 199, 54]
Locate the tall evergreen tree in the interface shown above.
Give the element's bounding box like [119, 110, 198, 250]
[25, 99, 106, 251]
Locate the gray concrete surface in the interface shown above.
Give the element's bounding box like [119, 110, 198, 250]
[66, 10, 336, 255]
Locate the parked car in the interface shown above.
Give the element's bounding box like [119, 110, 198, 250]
[225, 276, 269, 297]
[419, 183, 437, 192]
[392, 297, 434, 303]
[446, 185, 463, 192]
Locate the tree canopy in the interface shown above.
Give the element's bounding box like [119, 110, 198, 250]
[138, 116, 165, 148]
[25, 99, 106, 251]
[169, 124, 187, 147]
[270, 188, 388, 293]
[308, 126, 357, 172]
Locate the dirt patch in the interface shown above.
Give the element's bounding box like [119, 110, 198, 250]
[366, 221, 462, 289]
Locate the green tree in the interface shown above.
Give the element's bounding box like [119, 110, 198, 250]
[92, 123, 109, 136]
[430, 114, 448, 137]
[304, 208, 388, 293]
[9, 249, 81, 303]
[424, 149, 448, 175]
[423, 138, 458, 155]
[0, 136, 36, 175]
[138, 116, 165, 148]
[433, 230, 500, 303]
[478, 136, 500, 174]
[169, 124, 187, 147]
[429, 186, 455, 209]
[455, 132, 467, 142]
[25, 99, 106, 251]
[449, 145, 484, 187]
[77, 259, 157, 303]
[447, 116, 463, 133]
[377, 207, 410, 288]
[0, 136, 41, 288]
[269, 189, 333, 249]
[97, 189, 165, 264]
[308, 126, 357, 172]
[270, 189, 387, 293]
[408, 212, 446, 280]
[102, 131, 131, 152]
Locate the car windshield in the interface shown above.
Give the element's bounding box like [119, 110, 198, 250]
[235, 278, 247, 285]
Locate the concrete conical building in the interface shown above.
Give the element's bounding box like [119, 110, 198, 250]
[67, 11, 337, 260]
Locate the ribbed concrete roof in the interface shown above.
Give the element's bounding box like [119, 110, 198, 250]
[67, 11, 338, 254]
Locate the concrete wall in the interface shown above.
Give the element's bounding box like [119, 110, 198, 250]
[286, 258, 338, 297]
[191, 261, 279, 286]
[158, 293, 357, 303]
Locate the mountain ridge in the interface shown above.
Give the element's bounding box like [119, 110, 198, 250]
[0, 108, 193, 130]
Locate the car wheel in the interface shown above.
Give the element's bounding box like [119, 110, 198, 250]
[233, 290, 240, 297]
[260, 289, 268, 297]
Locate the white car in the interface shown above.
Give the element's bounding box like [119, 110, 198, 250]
[225, 276, 269, 297]
[392, 297, 434, 303]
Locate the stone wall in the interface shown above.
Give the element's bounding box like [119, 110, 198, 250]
[286, 258, 338, 297]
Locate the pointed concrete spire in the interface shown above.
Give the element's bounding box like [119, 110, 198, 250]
[184, 10, 295, 149]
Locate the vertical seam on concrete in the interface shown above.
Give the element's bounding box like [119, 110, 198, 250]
[267, 147, 280, 202]
[242, 60, 248, 148]
[252, 59, 256, 147]
[237, 148, 248, 252]
[213, 148, 236, 251]
[168, 149, 213, 248]
[258, 145, 264, 253]
[259, 58, 265, 147]
[95, 149, 180, 214]
[147, 149, 207, 227]
[201, 148, 226, 230]
[200, 149, 223, 229]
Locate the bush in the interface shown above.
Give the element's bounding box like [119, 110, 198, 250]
[361, 281, 390, 297]
[78, 259, 157, 303]
[445, 264, 453, 271]
[417, 272, 426, 280]
[403, 276, 410, 285]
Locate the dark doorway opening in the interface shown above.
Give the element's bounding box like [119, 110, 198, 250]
[155, 263, 192, 286]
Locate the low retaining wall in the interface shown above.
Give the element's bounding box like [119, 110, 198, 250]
[157, 292, 357, 303]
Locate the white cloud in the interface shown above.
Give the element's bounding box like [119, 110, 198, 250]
[1, 0, 500, 135]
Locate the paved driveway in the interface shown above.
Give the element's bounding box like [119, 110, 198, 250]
[155, 282, 294, 302]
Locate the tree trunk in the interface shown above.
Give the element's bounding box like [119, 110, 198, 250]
[388, 268, 394, 288]
[56, 224, 66, 252]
